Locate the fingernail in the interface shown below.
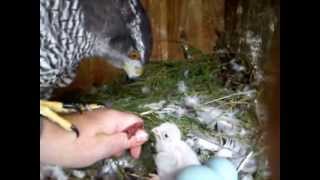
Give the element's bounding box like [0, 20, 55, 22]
[135, 130, 149, 142]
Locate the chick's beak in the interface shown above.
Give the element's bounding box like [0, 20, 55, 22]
[151, 128, 161, 140]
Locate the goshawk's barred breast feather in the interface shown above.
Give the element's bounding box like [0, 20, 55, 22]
[40, 0, 152, 99]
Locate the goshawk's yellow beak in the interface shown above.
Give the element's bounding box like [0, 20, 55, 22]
[123, 60, 144, 79]
[124, 51, 144, 79]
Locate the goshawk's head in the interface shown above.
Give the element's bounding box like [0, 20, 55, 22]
[80, 0, 152, 79]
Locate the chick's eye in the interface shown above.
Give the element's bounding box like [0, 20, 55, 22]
[164, 134, 168, 138]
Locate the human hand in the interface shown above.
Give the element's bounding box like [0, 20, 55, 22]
[40, 109, 149, 168]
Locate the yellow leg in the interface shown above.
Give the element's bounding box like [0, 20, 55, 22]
[40, 104, 79, 137]
[40, 100, 103, 114]
[40, 100, 104, 137]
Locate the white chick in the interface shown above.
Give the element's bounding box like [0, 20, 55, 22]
[150, 122, 200, 180]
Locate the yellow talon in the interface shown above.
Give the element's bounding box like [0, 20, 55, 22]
[40, 100, 103, 113]
[40, 100, 69, 113]
[40, 105, 74, 132]
[40, 100, 104, 137]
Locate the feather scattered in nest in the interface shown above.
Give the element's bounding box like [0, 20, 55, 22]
[72, 170, 86, 179]
[184, 96, 201, 108]
[40, 164, 68, 180]
[141, 86, 151, 94]
[177, 81, 188, 93]
[143, 100, 166, 111]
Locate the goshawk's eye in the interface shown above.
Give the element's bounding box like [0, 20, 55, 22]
[128, 50, 140, 60]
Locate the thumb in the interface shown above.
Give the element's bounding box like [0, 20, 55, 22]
[96, 130, 148, 158]
[128, 130, 149, 159]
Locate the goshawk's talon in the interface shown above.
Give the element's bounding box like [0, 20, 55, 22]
[71, 125, 80, 138]
[40, 100, 102, 137]
[63, 103, 103, 113]
[97, 102, 106, 107]
[63, 103, 83, 113]
[75, 104, 83, 114]
[41, 101, 79, 135]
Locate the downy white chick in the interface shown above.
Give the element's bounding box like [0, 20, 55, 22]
[150, 122, 200, 180]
